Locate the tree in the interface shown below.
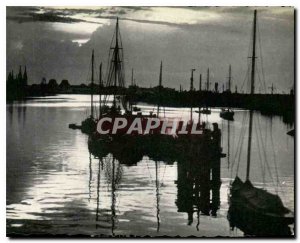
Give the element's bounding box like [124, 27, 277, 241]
[59, 79, 70, 90]
[48, 79, 58, 93]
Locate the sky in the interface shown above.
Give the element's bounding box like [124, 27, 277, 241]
[6, 6, 294, 93]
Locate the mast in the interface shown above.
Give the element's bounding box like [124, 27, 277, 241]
[228, 121, 230, 169]
[190, 69, 195, 91]
[206, 68, 209, 91]
[99, 62, 102, 118]
[190, 69, 196, 121]
[199, 73, 202, 91]
[228, 65, 231, 92]
[159, 61, 162, 87]
[246, 10, 257, 181]
[91, 50, 94, 118]
[105, 17, 126, 112]
[113, 18, 119, 108]
[157, 61, 162, 117]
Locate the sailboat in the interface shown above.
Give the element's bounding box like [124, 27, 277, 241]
[220, 65, 234, 121]
[100, 17, 128, 117]
[228, 10, 294, 236]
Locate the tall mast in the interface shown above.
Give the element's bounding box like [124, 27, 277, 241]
[246, 10, 257, 181]
[207, 68, 210, 91]
[91, 50, 94, 118]
[228, 65, 231, 92]
[190, 69, 196, 121]
[159, 61, 162, 87]
[228, 121, 230, 169]
[199, 73, 202, 91]
[190, 69, 195, 91]
[99, 62, 102, 118]
[113, 18, 119, 108]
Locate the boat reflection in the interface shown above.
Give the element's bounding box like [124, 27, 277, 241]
[91, 154, 122, 235]
[175, 149, 221, 228]
[88, 124, 223, 234]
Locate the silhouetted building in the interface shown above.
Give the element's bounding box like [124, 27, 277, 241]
[6, 66, 28, 101]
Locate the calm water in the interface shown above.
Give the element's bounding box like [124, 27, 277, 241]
[6, 94, 294, 237]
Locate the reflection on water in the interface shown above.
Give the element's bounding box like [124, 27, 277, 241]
[6, 95, 294, 237]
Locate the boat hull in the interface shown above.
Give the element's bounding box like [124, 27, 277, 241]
[228, 203, 293, 236]
[220, 110, 234, 121]
[228, 177, 294, 237]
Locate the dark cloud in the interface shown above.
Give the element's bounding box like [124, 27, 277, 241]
[7, 13, 84, 24]
[7, 6, 87, 24]
[6, 7, 294, 93]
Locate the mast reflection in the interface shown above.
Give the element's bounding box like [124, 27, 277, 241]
[175, 149, 221, 227]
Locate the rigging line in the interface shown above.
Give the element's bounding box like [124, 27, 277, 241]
[256, 115, 275, 186]
[254, 115, 266, 186]
[231, 111, 247, 171]
[230, 118, 243, 176]
[269, 117, 282, 194]
[240, 60, 251, 92]
[241, 18, 254, 93]
[235, 112, 249, 176]
[102, 35, 115, 106]
[257, 19, 267, 92]
[103, 64, 115, 106]
[256, 115, 277, 192]
[255, 61, 264, 93]
[235, 119, 247, 176]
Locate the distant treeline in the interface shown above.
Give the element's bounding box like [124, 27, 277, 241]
[6, 70, 294, 124]
[130, 86, 295, 124]
[6, 68, 73, 101]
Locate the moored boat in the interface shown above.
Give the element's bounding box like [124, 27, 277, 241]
[227, 10, 294, 237]
[220, 108, 234, 120]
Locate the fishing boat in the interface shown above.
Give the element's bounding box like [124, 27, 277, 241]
[228, 10, 294, 237]
[220, 108, 234, 120]
[220, 65, 234, 121]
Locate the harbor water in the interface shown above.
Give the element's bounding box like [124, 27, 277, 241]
[6, 94, 294, 237]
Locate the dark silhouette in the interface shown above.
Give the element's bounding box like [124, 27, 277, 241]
[6, 66, 28, 101]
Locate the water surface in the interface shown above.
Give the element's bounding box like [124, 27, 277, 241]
[6, 94, 294, 237]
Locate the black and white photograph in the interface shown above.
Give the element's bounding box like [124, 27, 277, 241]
[6, 6, 295, 238]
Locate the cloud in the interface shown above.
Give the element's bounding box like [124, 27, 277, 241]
[6, 6, 95, 24]
[6, 6, 294, 92]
